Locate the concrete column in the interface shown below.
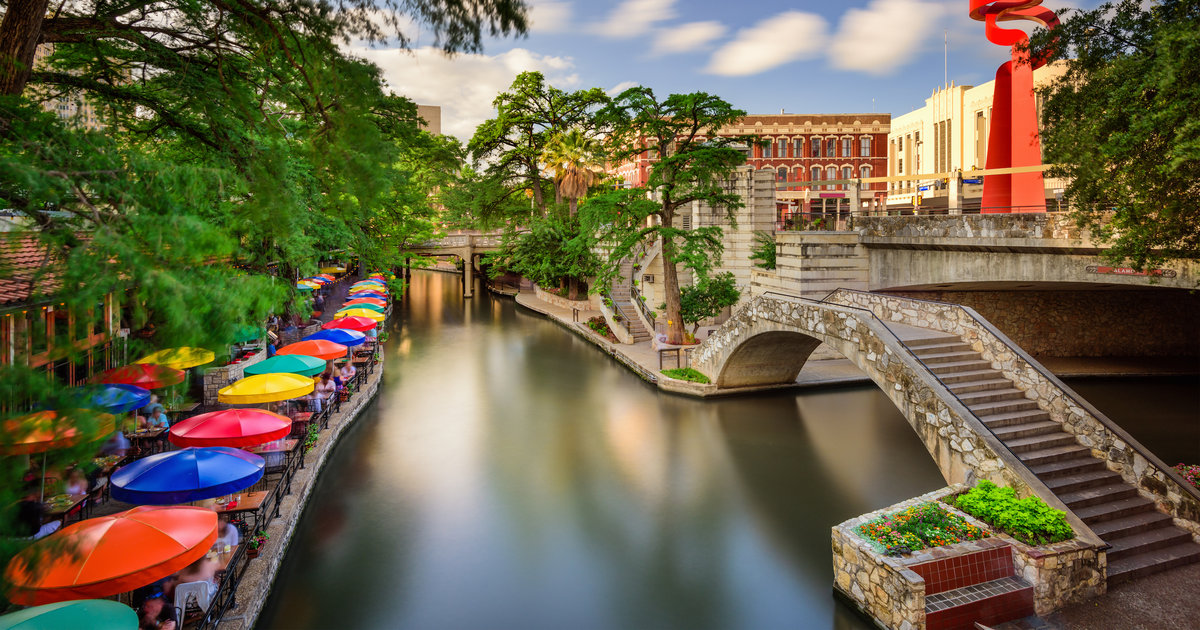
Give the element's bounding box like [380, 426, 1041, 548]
[948, 170, 962, 215]
[463, 250, 474, 298]
[849, 181, 862, 218]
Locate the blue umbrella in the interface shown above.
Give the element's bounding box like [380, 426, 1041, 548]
[66, 384, 151, 414]
[110, 447, 264, 505]
[303, 328, 366, 347]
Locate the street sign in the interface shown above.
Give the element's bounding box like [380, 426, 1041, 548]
[963, 178, 982, 184]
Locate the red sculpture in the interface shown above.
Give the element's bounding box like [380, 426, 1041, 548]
[969, 1, 1059, 213]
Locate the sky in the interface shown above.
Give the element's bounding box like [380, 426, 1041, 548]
[349, 0, 1103, 142]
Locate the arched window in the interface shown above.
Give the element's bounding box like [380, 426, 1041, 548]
[842, 138, 852, 157]
[794, 137, 804, 157]
[826, 166, 837, 190]
[762, 139, 773, 159]
[811, 166, 821, 186]
[777, 166, 788, 182]
[860, 136, 872, 157]
[861, 165, 872, 180]
[811, 137, 821, 158]
[777, 138, 787, 157]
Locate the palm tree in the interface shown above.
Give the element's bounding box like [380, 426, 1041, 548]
[542, 129, 602, 217]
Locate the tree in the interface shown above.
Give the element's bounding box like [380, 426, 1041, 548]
[585, 88, 749, 344]
[1029, 0, 1200, 270]
[680, 272, 740, 334]
[490, 211, 599, 291]
[468, 72, 609, 215]
[749, 230, 776, 270]
[542, 128, 603, 217]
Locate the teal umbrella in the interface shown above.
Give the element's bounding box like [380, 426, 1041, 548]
[243, 354, 326, 377]
[0, 600, 137, 630]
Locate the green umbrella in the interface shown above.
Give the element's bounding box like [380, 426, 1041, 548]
[243, 354, 326, 377]
[232, 325, 266, 344]
[339, 302, 385, 313]
[0, 600, 137, 630]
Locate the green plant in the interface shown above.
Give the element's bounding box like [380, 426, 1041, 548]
[749, 230, 776, 270]
[660, 368, 710, 384]
[954, 481, 1075, 546]
[856, 502, 989, 556]
[303, 424, 319, 453]
[1175, 463, 1200, 489]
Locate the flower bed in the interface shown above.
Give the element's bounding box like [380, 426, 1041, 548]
[855, 502, 989, 556]
[1175, 463, 1200, 489]
[585, 317, 618, 343]
[953, 481, 1074, 546]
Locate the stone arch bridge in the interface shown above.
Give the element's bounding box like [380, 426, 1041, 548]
[406, 232, 506, 297]
[690, 288, 1200, 585]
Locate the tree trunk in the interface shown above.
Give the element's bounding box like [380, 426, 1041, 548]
[0, 0, 49, 97]
[567, 277, 578, 301]
[660, 205, 684, 345]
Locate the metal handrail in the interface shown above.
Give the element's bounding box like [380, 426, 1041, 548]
[825, 288, 1200, 507]
[628, 242, 657, 330]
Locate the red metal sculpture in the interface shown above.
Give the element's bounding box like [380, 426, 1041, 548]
[969, 1, 1059, 213]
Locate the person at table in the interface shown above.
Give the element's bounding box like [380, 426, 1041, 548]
[338, 360, 356, 384]
[137, 594, 176, 630]
[63, 468, 88, 495]
[213, 513, 239, 550]
[140, 406, 170, 430]
[315, 372, 337, 405]
[99, 430, 130, 457]
[174, 555, 220, 594]
[9, 482, 60, 540]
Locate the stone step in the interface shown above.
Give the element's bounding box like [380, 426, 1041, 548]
[1058, 482, 1139, 509]
[990, 420, 1064, 441]
[940, 369, 1006, 384]
[957, 388, 1028, 405]
[1041, 469, 1123, 494]
[1105, 524, 1194, 562]
[1088, 510, 1174, 541]
[914, 350, 983, 365]
[910, 341, 973, 355]
[948, 378, 1015, 394]
[905, 335, 964, 348]
[1028, 456, 1107, 479]
[1016, 443, 1092, 466]
[1074, 495, 1157, 524]
[968, 398, 1041, 416]
[1107, 541, 1200, 586]
[979, 409, 1053, 429]
[929, 359, 995, 375]
[1003, 432, 1079, 454]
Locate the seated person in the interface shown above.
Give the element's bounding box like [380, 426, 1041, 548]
[213, 513, 239, 550]
[140, 407, 170, 431]
[137, 595, 176, 630]
[315, 374, 336, 404]
[338, 361, 356, 384]
[9, 483, 61, 540]
[63, 469, 88, 495]
[303, 388, 323, 414]
[99, 431, 130, 457]
[175, 555, 219, 593]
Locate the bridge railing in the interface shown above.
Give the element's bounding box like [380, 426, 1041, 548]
[823, 288, 1200, 533]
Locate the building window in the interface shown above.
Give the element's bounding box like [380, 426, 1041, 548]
[763, 140, 773, 159]
[826, 138, 836, 158]
[794, 138, 803, 157]
[861, 165, 872, 180]
[826, 166, 837, 190]
[842, 166, 852, 188]
[842, 138, 852, 157]
[777, 138, 787, 158]
[811, 166, 821, 186]
[777, 166, 788, 182]
[811, 137, 821, 157]
[860, 136, 872, 157]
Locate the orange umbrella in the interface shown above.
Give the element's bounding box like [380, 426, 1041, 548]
[90, 364, 185, 390]
[275, 339, 348, 361]
[5, 506, 217, 605]
[0, 411, 115, 456]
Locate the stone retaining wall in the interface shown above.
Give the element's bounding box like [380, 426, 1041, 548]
[533, 285, 593, 312]
[202, 347, 267, 405]
[827, 289, 1200, 538]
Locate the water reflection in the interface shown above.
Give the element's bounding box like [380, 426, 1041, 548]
[259, 272, 950, 629]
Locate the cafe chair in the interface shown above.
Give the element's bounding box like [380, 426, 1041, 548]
[175, 580, 214, 620]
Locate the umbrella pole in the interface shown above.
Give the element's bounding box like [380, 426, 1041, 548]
[40, 451, 47, 503]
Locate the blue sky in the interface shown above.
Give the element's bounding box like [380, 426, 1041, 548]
[350, 0, 1099, 141]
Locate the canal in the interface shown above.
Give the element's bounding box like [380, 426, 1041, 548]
[259, 270, 1198, 629]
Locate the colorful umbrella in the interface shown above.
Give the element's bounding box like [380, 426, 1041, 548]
[168, 409, 291, 448]
[110, 447, 265, 504]
[90, 364, 185, 391]
[135, 347, 215, 370]
[351, 280, 384, 287]
[276, 339, 348, 361]
[339, 302, 384, 313]
[231, 325, 266, 344]
[343, 298, 386, 308]
[304, 277, 330, 285]
[315, 274, 336, 281]
[0, 411, 115, 456]
[304, 328, 366, 347]
[0, 599, 137, 630]
[349, 284, 384, 292]
[243, 354, 326, 377]
[346, 291, 386, 300]
[320, 266, 346, 274]
[322, 316, 378, 332]
[334, 309, 384, 322]
[66, 384, 150, 415]
[218, 373, 315, 404]
[296, 284, 314, 292]
[4, 506, 217, 605]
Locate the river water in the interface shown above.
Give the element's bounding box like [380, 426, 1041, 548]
[259, 270, 1197, 630]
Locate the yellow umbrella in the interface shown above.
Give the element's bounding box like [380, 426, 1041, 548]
[320, 266, 347, 274]
[296, 280, 320, 290]
[135, 347, 215, 370]
[334, 308, 385, 321]
[218, 373, 315, 405]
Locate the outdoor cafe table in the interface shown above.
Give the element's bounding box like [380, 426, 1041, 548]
[214, 491, 273, 534]
[42, 492, 88, 524]
[244, 439, 301, 494]
[126, 428, 166, 455]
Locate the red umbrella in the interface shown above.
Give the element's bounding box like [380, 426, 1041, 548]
[322, 316, 377, 333]
[90, 364, 185, 390]
[5, 506, 217, 605]
[169, 409, 291, 447]
[276, 339, 348, 361]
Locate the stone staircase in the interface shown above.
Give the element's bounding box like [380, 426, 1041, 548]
[610, 258, 651, 344]
[907, 334, 1200, 586]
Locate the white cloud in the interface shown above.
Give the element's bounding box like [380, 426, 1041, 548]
[350, 46, 579, 141]
[829, 0, 945, 75]
[705, 12, 827, 77]
[607, 81, 639, 96]
[527, 1, 572, 33]
[650, 21, 727, 56]
[591, 0, 677, 39]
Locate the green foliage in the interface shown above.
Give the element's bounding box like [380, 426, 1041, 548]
[679, 272, 740, 333]
[750, 230, 777, 270]
[585, 316, 613, 339]
[856, 503, 989, 556]
[660, 368, 710, 384]
[954, 481, 1075, 546]
[490, 212, 600, 289]
[1030, 0, 1200, 269]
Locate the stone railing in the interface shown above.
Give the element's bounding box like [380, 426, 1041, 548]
[534, 285, 591, 312]
[826, 288, 1200, 537]
[852, 212, 1092, 244]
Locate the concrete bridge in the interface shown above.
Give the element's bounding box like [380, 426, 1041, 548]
[690, 288, 1200, 586]
[406, 232, 506, 297]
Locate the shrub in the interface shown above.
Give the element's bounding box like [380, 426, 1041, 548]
[856, 502, 988, 556]
[661, 368, 710, 384]
[954, 481, 1074, 546]
[1175, 463, 1200, 489]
